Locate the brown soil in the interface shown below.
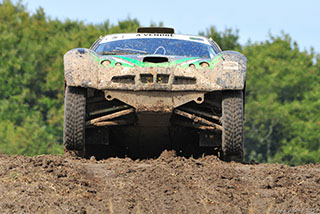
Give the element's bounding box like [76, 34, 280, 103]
[0, 150, 319, 214]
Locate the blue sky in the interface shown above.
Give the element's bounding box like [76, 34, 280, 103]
[11, 0, 320, 53]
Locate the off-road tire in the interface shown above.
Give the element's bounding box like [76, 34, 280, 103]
[63, 86, 86, 155]
[221, 90, 244, 162]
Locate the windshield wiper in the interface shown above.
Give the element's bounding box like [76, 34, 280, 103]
[114, 47, 148, 54]
[96, 50, 125, 55]
[97, 48, 148, 55]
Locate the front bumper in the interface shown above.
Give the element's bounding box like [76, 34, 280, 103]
[64, 49, 247, 92]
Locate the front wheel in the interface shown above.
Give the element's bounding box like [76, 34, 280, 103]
[221, 90, 244, 162]
[63, 86, 86, 156]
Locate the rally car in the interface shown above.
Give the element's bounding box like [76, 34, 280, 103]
[63, 27, 247, 161]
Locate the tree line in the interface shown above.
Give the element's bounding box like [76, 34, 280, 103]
[0, 0, 319, 165]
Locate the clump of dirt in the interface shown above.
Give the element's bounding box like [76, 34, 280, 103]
[0, 151, 319, 213]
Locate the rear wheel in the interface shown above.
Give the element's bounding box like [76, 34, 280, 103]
[221, 90, 244, 162]
[63, 86, 87, 156]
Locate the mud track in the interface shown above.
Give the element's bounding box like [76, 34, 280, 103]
[0, 151, 319, 213]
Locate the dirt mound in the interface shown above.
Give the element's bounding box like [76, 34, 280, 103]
[0, 151, 319, 213]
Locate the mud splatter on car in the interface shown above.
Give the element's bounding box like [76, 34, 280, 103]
[63, 27, 247, 162]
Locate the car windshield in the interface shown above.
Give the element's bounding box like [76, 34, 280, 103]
[95, 38, 216, 58]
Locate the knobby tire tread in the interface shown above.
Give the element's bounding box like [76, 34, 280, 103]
[222, 91, 244, 162]
[63, 86, 86, 152]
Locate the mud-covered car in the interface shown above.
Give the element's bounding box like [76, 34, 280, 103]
[63, 27, 247, 161]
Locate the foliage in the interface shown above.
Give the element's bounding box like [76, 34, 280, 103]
[199, 26, 241, 51]
[0, 1, 319, 164]
[0, 1, 141, 155]
[243, 35, 320, 164]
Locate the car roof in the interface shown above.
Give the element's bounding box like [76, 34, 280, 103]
[99, 33, 212, 46]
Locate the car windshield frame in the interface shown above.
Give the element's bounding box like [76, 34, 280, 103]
[94, 38, 217, 58]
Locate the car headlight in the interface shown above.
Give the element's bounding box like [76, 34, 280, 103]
[101, 60, 111, 66]
[200, 62, 209, 68]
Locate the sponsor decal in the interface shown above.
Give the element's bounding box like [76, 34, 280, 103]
[136, 33, 173, 37]
[189, 37, 204, 41]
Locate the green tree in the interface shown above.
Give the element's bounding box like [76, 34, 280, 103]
[243, 34, 320, 164]
[199, 26, 241, 50]
[0, 0, 144, 155]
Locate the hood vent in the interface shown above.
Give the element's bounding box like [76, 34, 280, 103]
[143, 56, 169, 63]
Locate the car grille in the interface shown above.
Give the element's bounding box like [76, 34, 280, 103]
[111, 74, 196, 85]
[111, 75, 135, 84]
[173, 76, 196, 85]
